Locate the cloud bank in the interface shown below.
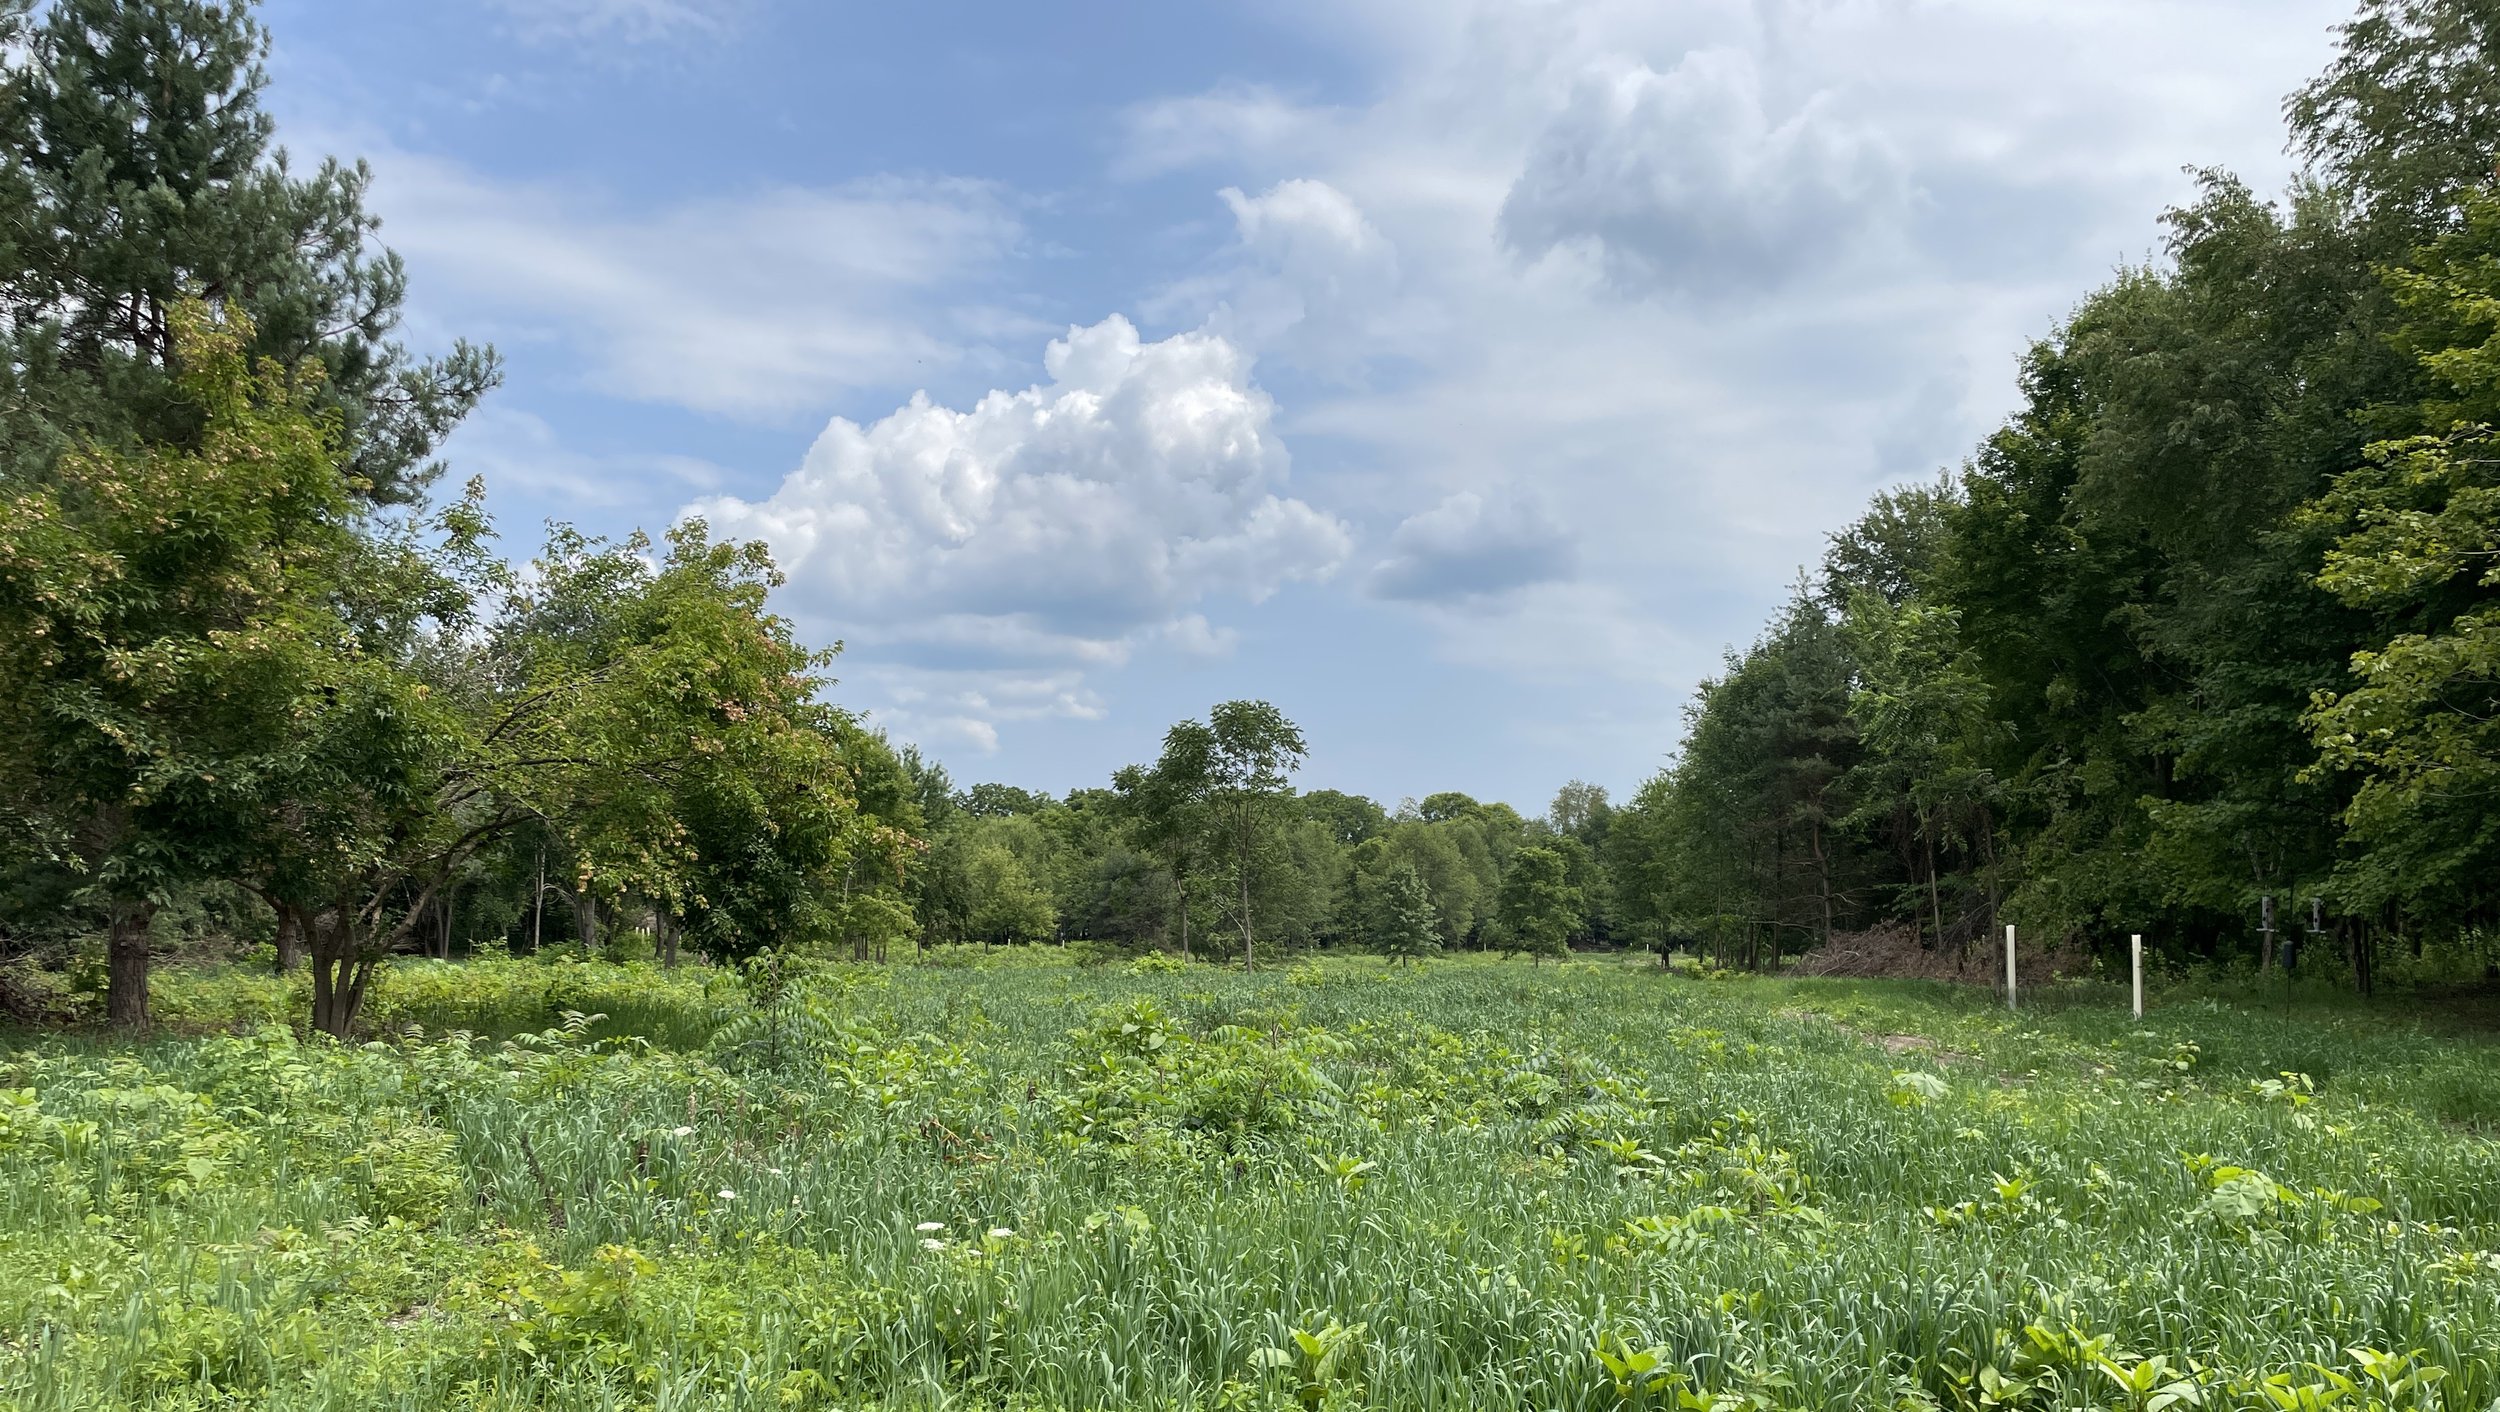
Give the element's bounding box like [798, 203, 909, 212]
[1499, 48, 1909, 297]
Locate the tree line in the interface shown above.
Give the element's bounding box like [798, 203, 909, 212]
[900, 706, 1622, 970]
[1633, 0, 2500, 988]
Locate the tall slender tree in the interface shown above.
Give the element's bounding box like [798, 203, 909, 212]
[1114, 722, 1214, 960]
[1203, 700, 1307, 971]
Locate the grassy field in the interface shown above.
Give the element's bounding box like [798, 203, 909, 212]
[5, 951, 2500, 1410]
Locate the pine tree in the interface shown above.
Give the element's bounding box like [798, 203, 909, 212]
[0, 0, 498, 499]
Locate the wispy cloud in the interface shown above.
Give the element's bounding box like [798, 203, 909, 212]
[371, 152, 1035, 420]
[485, 0, 747, 45]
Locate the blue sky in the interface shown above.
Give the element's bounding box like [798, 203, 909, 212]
[259, 0, 2349, 814]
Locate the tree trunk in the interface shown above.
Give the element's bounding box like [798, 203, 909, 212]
[310, 945, 342, 1035]
[1772, 824, 1786, 968]
[575, 892, 599, 957]
[1239, 863, 1255, 972]
[840, 862, 865, 962]
[1176, 866, 1191, 960]
[1922, 810, 1946, 955]
[106, 900, 153, 1029]
[531, 850, 546, 953]
[274, 906, 303, 974]
[660, 911, 679, 969]
[1810, 814, 1832, 947]
[309, 911, 346, 1036]
[437, 888, 456, 960]
[1978, 804, 2001, 943]
[308, 912, 384, 1039]
[310, 956, 374, 1038]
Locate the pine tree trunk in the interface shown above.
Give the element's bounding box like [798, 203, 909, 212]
[106, 900, 152, 1029]
[1922, 811, 1946, 954]
[1810, 814, 1832, 946]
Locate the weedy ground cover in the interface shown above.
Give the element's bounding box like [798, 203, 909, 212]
[4, 952, 2499, 1410]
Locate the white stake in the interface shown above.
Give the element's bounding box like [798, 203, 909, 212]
[2130, 933, 2143, 1019]
[2005, 923, 2018, 1011]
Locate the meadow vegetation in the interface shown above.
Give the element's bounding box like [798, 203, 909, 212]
[6, 952, 2499, 1410]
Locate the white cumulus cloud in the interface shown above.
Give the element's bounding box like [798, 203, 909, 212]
[1499, 47, 1910, 296]
[686, 315, 1352, 670]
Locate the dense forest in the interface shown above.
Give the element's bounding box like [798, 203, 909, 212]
[1634, 1, 2500, 988]
[8, 0, 2500, 1034]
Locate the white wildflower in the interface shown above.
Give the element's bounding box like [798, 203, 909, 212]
[915, 1221, 945, 1232]
[920, 1237, 946, 1251]
[717, 1188, 737, 1199]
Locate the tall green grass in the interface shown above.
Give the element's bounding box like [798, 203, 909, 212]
[3, 953, 2497, 1409]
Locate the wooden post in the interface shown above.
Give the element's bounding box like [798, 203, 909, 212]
[2130, 933, 2143, 1019]
[2004, 923, 2017, 1011]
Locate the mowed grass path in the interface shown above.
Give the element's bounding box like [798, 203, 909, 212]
[5, 952, 2499, 1409]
